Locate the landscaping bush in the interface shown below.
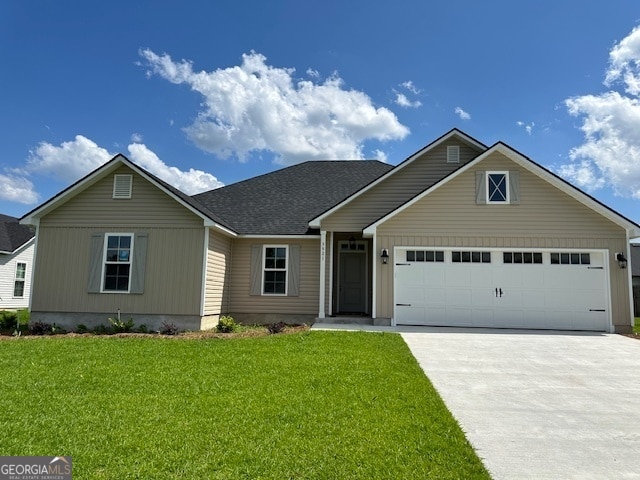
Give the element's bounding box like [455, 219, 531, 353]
[216, 315, 237, 333]
[75, 324, 89, 334]
[0, 311, 18, 331]
[108, 317, 135, 333]
[28, 321, 53, 335]
[93, 324, 110, 335]
[136, 324, 148, 333]
[267, 321, 286, 334]
[159, 322, 179, 335]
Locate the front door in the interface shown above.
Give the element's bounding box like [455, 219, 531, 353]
[338, 242, 367, 314]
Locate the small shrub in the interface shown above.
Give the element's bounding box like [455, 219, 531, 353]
[136, 324, 148, 333]
[267, 321, 287, 334]
[216, 315, 237, 333]
[93, 324, 110, 335]
[75, 324, 89, 334]
[159, 322, 179, 335]
[0, 311, 18, 331]
[16, 309, 30, 325]
[50, 323, 66, 335]
[108, 317, 135, 333]
[29, 321, 53, 335]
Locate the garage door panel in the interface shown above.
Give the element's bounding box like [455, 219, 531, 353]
[395, 248, 609, 332]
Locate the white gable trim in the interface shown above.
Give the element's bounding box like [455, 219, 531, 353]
[363, 143, 640, 237]
[0, 236, 35, 255]
[20, 154, 237, 237]
[308, 129, 486, 228]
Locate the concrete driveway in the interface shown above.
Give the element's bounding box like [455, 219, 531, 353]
[400, 327, 640, 480]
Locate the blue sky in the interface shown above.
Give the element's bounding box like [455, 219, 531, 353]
[1, 1, 640, 227]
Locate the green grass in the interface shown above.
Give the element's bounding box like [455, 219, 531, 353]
[0, 332, 489, 479]
[634, 317, 640, 334]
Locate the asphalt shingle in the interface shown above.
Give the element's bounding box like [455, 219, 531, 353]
[0, 214, 35, 253]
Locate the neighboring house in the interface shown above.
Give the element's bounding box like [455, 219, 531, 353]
[0, 214, 35, 310]
[20, 129, 640, 333]
[632, 243, 640, 317]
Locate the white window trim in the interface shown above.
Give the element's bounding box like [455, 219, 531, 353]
[262, 245, 288, 296]
[486, 171, 510, 204]
[101, 233, 134, 293]
[13, 262, 26, 298]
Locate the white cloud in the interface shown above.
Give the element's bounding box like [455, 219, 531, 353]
[26, 135, 112, 182]
[455, 107, 471, 120]
[400, 81, 421, 94]
[127, 143, 224, 194]
[394, 92, 422, 108]
[131, 132, 143, 143]
[23, 135, 223, 197]
[0, 173, 39, 204]
[516, 121, 535, 135]
[560, 25, 640, 198]
[140, 49, 409, 164]
[372, 149, 388, 163]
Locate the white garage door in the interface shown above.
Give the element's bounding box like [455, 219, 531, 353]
[394, 248, 610, 331]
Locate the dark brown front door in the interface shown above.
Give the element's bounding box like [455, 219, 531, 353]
[339, 251, 366, 313]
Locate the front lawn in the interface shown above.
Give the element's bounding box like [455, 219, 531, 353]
[0, 331, 489, 479]
[634, 317, 640, 334]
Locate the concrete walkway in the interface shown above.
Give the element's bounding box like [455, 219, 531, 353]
[313, 323, 640, 479]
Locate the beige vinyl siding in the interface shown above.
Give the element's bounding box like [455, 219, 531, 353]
[31, 226, 204, 316]
[203, 230, 232, 316]
[322, 140, 481, 231]
[41, 165, 203, 228]
[374, 151, 630, 326]
[229, 238, 320, 315]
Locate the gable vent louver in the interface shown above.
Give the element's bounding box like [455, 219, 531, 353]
[113, 174, 133, 199]
[447, 145, 460, 164]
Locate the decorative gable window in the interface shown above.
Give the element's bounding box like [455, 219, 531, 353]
[263, 246, 288, 295]
[13, 262, 26, 297]
[487, 171, 509, 203]
[113, 174, 132, 199]
[447, 145, 460, 163]
[475, 170, 520, 205]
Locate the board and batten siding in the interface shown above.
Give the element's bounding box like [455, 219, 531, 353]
[41, 165, 203, 228]
[374, 152, 631, 327]
[0, 242, 34, 310]
[228, 238, 320, 316]
[321, 140, 482, 232]
[203, 230, 232, 317]
[32, 166, 208, 317]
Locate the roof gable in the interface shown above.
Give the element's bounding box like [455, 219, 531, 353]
[20, 155, 236, 235]
[363, 141, 640, 236]
[0, 214, 35, 254]
[309, 128, 486, 227]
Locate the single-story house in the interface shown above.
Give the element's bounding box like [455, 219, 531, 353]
[0, 214, 35, 310]
[20, 129, 640, 332]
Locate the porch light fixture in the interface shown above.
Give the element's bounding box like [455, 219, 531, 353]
[349, 236, 356, 250]
[381, 248, 389, 264]
[615, 252, 628, 269]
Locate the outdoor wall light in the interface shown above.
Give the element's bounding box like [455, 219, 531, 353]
[381, 248, 389, 264]
[615, 252, 628, 269]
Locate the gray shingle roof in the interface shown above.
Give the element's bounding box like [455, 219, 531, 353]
[0, 214, 35, 253]
[193, 161, 393, 235]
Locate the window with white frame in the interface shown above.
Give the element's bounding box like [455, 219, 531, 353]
[486, 171, 510, 203]
[13, 262, 26, 297]
[263, 246, 287, 295]
[102, 234, 134, 292]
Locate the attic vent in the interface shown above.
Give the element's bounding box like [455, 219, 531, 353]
[113, 174, 133, 199]
[447, 145, 460, 164]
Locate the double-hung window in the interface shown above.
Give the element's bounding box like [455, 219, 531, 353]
[263, 246, 287, 295]
[102, 234, 134, 292]
[487, 171, 509, 203]
[13, 262, 26, 297]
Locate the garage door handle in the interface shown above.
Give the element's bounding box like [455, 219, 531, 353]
[589, 309, 605, 312]
[396, 263, 411, 266]
[396, 303, 411, 307]
[587, 267, 603, 269]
